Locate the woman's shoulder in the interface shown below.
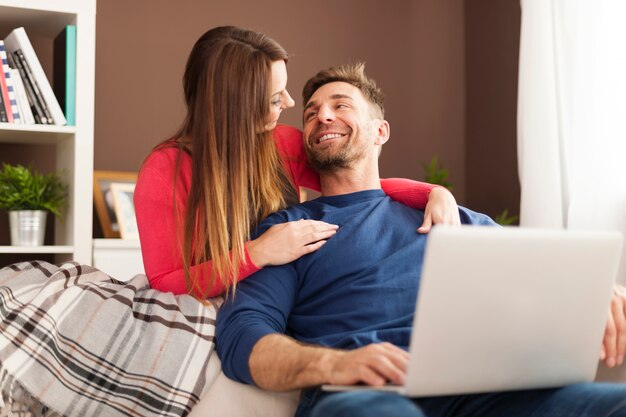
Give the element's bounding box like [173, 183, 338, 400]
[142, 139, 190, 170]
[273, 124, 304, 157]
[273, 124, 302, 139]
[138, 139, 191, 188]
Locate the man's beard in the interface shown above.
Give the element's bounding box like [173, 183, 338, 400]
[305, 133, 368, 173]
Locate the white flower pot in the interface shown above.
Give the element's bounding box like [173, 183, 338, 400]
[9, 210, 48, 246]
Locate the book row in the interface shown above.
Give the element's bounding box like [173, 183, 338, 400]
[0, 26, 75, 126]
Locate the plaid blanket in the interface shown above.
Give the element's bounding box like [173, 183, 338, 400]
[0, 260, 222, 417]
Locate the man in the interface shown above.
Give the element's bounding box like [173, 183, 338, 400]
[216, 63, 626, 417]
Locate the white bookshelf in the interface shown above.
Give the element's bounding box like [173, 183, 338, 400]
[0, 0, 96, 264]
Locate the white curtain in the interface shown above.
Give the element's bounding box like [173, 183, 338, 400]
[517, 0, 626, 283]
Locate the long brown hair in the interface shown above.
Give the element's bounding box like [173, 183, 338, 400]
[173, 26, 294, 298]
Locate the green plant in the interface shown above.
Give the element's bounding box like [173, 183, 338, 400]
[495, 208, 519, 226]
[421, 155, 520, 226]
[422, 155, 454, 190]
[0, 163, 68, 217]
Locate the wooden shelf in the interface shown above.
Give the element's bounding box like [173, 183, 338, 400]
[0, 245, 74, 254]
[0, 123, 76, 144]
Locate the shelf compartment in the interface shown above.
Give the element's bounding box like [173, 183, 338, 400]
[0, 2, 78, 38]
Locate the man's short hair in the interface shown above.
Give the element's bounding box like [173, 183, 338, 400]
[302, 62, 385, 118]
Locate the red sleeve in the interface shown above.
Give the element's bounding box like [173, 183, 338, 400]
[134, 149, 261, 298]
[274, 124, 437, 208]
[380, 178, 437, 209]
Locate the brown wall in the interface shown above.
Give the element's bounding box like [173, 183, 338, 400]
[465, 0, 521, 219]
[94, 0, 468, 202]
[409, 1, 467, 202]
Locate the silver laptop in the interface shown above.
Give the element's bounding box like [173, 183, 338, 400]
[323, 226, 624, 397]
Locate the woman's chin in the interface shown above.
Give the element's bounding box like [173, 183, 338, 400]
[264, 120, 279, 131]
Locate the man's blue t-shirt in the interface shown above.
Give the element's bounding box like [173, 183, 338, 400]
[216, 189, 495, 384]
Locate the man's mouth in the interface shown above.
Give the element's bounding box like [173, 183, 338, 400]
[317, 132, 346, 144]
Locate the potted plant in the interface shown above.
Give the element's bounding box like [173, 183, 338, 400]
[422, 155, 454, 191]
[0, 163, 68, 246]
[422, 155, 519, 226]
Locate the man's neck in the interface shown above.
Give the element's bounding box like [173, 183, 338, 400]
[319, 162, 381, 197]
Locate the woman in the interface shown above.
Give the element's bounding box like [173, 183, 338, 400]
[134, 26, 459, 300]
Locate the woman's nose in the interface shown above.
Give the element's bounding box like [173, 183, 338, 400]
[283, 90, 295, 109]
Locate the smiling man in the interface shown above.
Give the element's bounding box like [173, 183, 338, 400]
[215, 63, 626, 417]
[301, 70, 383, 173]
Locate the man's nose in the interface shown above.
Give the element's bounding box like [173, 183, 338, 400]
[317, 105, 335, 123]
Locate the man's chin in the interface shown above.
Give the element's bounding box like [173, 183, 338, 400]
[307, 155, 352, 172]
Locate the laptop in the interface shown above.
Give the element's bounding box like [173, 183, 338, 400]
[323, 225, 624, 397]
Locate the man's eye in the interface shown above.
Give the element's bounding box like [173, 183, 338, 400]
[305, 112, 317, 120]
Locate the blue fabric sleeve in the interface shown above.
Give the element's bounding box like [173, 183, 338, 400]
[216, 260, 299, 384]
[458, 206, 498, 227]
[250, 210, 290, 239]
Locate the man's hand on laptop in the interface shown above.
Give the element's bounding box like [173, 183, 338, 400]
[249, 335, 408, 391]
[600, 284, 626, 368]
[327, 342, 409, 386]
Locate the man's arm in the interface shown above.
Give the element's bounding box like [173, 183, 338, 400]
[216, 257, 410, 391]
[216, 254, 297, 382]
[250, 333, 409, 391]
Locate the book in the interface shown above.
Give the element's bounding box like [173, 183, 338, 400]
[0, 44, 13, 123]
[11, 68, 35, 124]
[4, 27, 66, 125]
[0, 83, 7, 122]
[0, 40, 21, 123]
[3, 52, 34, 125]
[17, 49, 53, 124]
[11, 49, 49, 124]
[54, 25, 76, 126]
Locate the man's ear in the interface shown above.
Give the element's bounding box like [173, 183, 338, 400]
[374, 119, 390, 146]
